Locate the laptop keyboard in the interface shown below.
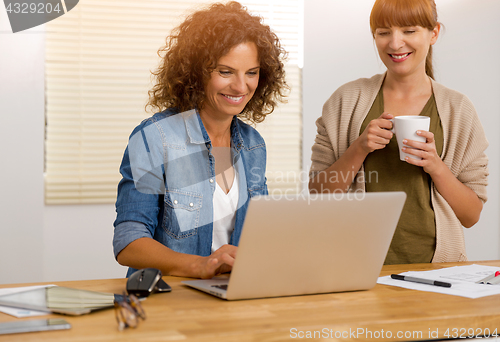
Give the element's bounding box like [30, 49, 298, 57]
[211, 284, 228, 291]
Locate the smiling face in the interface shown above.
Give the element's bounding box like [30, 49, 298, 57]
[201, 41, 260, 121]
[374, 25, 439, 78]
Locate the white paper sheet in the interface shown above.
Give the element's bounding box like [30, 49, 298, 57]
[0, 285, 54, 318]
[377, 264, 500, 299]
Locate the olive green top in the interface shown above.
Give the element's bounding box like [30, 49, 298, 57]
[311, 73, 488, 262]
[360, 88, 443, 264]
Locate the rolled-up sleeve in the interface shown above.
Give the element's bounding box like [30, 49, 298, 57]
[113, 221, 152, 258]
[113, 120, 164, 257]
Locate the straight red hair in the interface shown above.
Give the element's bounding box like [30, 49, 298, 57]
[370, 0, 438, 79]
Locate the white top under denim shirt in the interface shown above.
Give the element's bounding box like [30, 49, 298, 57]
[212, 170, 239, 252]
[113, 108, 268, 277]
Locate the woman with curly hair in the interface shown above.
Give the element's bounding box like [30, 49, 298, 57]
[113, 1, 288, 279]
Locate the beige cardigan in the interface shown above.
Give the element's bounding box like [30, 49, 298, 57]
[310, 73, 489, 262]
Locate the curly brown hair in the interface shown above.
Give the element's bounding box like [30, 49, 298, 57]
[147, 1, 289, 124]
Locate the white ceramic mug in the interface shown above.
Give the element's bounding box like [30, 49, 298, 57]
[390, 116, 430, 161]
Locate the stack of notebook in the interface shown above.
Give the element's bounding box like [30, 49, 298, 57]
[0, 286, 118, 315]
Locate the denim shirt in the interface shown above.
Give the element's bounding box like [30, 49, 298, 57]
[113, 108, 268, 276]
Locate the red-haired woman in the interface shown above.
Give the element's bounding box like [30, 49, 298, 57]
[309, 0, 488, 264]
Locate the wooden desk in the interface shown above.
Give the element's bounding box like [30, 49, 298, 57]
[1, 261, 500, 341]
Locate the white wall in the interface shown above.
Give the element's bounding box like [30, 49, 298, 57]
[0, 8, 45, 284]
[0, 6, 127, 285]
[434, 0, 500, 260]
[303, 0, 500, 261]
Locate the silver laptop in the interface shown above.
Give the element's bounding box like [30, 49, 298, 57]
[182, 191, 406, 300]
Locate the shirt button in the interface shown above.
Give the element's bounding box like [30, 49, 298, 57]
[189, 203, 194, 207]
[173, 200, 178, 205]
[209, 179, 214, 183]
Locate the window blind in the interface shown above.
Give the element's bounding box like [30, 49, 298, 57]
[45, 0, 303, 204]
